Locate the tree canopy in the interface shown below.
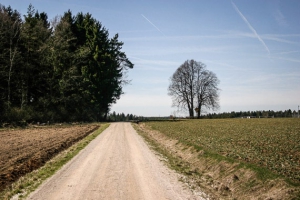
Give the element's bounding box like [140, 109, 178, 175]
[168, 60, 219, 118]
[0, 4, 133, 124]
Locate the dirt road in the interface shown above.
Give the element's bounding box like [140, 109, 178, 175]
[26, 123, 206, 200]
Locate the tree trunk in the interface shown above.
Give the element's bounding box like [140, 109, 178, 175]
[190, 102, 194, 118]
[7, 62, 11, 108]
[189, 108, 194, 118]
[21, 80, 28, 110]
[197, 104, 202, 119]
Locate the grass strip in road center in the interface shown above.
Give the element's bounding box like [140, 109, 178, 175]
[0, 123, 110, 200]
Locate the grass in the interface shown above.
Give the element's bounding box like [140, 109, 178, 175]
[134, 119, 300, 199]
[146, 118, 300, 184]
[132, 123, 192, 176]
[0, 123, 110, 200]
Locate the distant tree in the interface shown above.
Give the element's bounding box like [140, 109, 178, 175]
[129, 114, 133, 120]
[168, 60, 220, 118]
[208, 109, 298, 119]
[120, 113, 125, 121]
[287, 109, 292, 117]
[112, 111, 117, 121]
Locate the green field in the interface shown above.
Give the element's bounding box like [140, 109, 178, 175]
[146, 118, 300, 183]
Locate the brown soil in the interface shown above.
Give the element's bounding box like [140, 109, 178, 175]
[136, 123, 300, 200]
[0, 124, 99, 192]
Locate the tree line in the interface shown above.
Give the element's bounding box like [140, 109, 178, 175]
[0, 4, 133, 125]
[201, 109, 299, 119]
[107, 111, 147, 122]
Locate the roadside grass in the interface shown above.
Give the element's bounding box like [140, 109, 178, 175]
[0, 123, 110, 200]
[132, 123, 191, 176]
[182, 139, 282, 183]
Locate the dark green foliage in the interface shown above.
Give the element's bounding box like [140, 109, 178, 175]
[0, 4, 133, 124]
[106, 112, 147, 122]
[202, 109, 298, 119]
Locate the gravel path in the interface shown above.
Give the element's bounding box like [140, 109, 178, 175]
[26, 123, 206, 200]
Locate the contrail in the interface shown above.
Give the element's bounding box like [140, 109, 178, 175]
[141, 14, 165, 36]
[231, 1, 270, 55]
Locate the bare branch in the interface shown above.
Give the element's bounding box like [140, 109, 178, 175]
[168, 59, 220, 118]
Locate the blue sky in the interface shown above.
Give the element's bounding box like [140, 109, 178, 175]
[3, 0, 300, 116]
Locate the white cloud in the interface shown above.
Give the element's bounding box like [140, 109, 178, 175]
[226, 31, 300, 45]
[231, 1, 270, 54]
[204, 60, 247, 71]
[274, 9, 288, 26]
[128, 56, 179, 71]
[261, 35, 300, 45]
[274, 57, 300, 63]
[273, 51, 299, 55]
[141, 14, 165, 36]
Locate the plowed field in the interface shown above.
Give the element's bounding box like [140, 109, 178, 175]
[0, 124, 99, 191]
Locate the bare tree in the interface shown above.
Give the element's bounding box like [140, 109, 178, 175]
[195, 67, 220, 118]
[168, 60, 220, 118]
